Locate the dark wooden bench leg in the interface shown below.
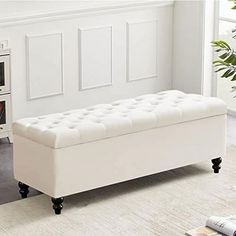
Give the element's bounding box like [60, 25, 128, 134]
[51, 197, 64, 215]
[211, 157, 222, 173]
[18, 182, 29, 198]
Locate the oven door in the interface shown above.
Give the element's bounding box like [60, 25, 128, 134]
[0, 55, 10, 94]
[0, 94, 11, 132]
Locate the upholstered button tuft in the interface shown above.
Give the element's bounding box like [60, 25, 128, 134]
[151, 101, 159, 105]
[104, 110, 112, 114]
[48, 125, 57, 129]
[96, 114, 104, 117]
[122, 110, 129, 113]
[13, 90, 227, 148]
[128, 106, 135, 109]
[112, 102, 120, 106]
[135, 98, 143, 101]
[38, 117, 45, 120]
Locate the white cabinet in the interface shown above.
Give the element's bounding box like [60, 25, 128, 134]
[0, 50, 12, 142]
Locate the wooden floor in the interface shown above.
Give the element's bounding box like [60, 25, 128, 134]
[0, 115, 235, 205]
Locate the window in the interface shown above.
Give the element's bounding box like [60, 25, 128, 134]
[217, 0, 236, 113]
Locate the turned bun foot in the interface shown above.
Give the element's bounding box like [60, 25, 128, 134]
[51, 197, 64, 215]
[18, 182, 29, 198]
[211, 157, 222, 173]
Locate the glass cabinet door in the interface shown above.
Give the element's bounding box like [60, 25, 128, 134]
[0, 55, 10, 94]
[0, 101, 6, 125]
[0, 94, 10, 132]
[0, 62, 5, 87]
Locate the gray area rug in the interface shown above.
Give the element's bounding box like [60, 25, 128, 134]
[0, 147, 235, 236]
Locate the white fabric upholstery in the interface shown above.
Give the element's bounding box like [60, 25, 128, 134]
[13, 90, 227, 148]
[14, 115, 226, 197]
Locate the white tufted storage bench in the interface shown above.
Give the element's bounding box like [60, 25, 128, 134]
[13, 90, 227, 214]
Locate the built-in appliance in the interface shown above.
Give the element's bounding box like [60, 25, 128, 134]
[0, 49, 12, 142]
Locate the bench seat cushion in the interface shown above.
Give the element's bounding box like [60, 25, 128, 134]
[13, 90, 227, 148]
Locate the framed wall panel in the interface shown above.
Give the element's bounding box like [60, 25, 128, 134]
[78, 25, 112, 90]
[126, 20, 158, 82]
[26, 32, 64, 100]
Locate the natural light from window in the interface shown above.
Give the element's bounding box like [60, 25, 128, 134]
[217, 0, 236, 113]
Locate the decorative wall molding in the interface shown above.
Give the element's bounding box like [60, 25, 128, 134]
[126, 20, 158, 82]
[0, 1, 174, 27]
[78, 25, 113, 91]
[26, 32, 64, 100]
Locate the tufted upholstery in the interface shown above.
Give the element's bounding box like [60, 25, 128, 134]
[13, 90, 227, 148]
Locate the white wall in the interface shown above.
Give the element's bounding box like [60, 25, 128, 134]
[202, 0, 216, 97]
[0, 1, 174, 120]
[172, 0, 205, 94]
[0, 0, 209, 120]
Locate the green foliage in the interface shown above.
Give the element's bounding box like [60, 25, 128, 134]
[212, 40, 236, 81]
[231, 0, 236, 9]
[212, 0, 236, 94]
